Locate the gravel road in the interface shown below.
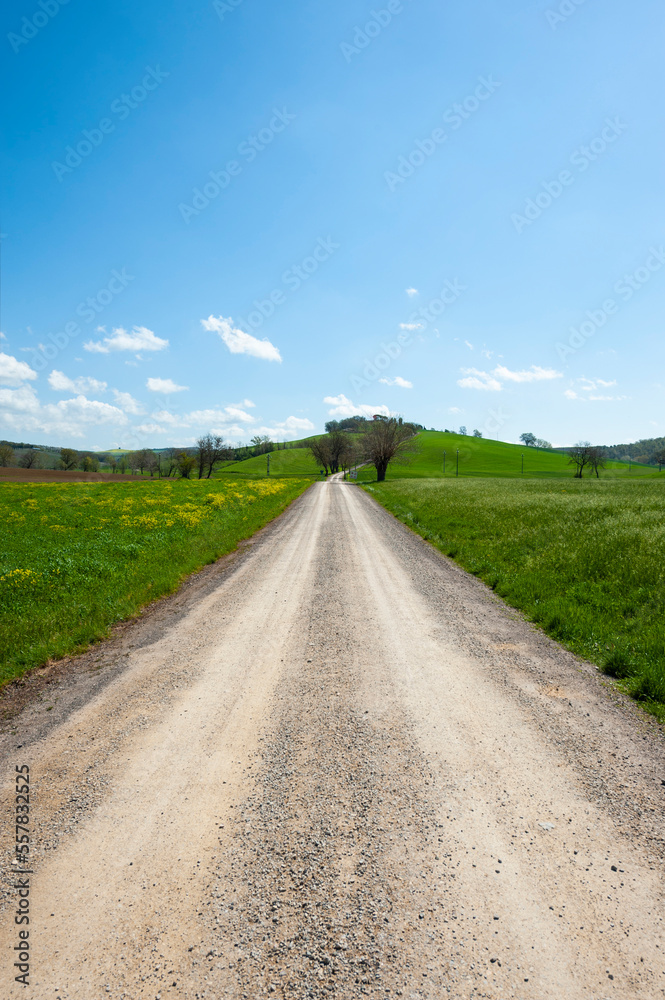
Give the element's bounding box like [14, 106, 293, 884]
[0, 479, 663, 999]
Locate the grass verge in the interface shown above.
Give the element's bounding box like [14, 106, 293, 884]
[0, 477, 311, 684]
[362, 478, 665, 720]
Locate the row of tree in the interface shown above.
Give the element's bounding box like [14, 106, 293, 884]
[309, 417, 420, 481]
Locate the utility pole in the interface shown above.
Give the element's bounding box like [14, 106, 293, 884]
[267, 453, 270, 476]
[456, 449, 459, 477]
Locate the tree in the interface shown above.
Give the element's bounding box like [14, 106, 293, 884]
[80, 455, 100, 472]
[473, 429, 482, 438]
[0, 443, 15, 467]
[652, 447, 665, 471]
[568, 441, 592, 479]
[107, 456, 118, 473]
[459, 426, 467, 436]
[535, 438, 552, 449]
[160, 448, 178, 478]
[362, 417, 419, 482]
[177, 452, 196, 479]
[308, 436, 333, 476]
[60, 447, 78, 470]
[117, 456, 128, 474]
[587, 446, 607, 479]
[197, 434, 229, 479]
[18, 450, 41, 469]
[251, 435, 274, 455]
[520, 432, 537, 447]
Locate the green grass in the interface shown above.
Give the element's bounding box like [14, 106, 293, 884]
[362, 478, 665, 718]
[0, 477, 311, 683]
[356, 431, 658, 482]
[217, 446, 323, 478]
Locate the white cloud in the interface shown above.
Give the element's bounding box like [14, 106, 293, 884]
[84, 326, 169, 354]
[379, 376, 413, 388]
[275, 416, 315, 432]
[0, 352, 38, 386]
[146, 377, 189, 394]
[493, 365, 562, 383]
[406, 287, 419, 297]
[112, 390, 145, 415]
[448, 406, 462, 414]
[324, 393, 390, 419]
[465, 341, 474, 350]
[458, 364, 563, 392]
[457, 368, 502, 392]
[565, 378, 627, 403]
[48, 370, 108, 394]
[223, 406, 255, 423]
[133, 422, 165, 436]
[0, 332, 6, 341]
[399, 322, 423, 331]
[202, 315, 282, 362]
[0, 385, 128, 438]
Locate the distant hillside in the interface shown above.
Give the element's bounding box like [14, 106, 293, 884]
[601, 436, 665, 463]
[355, 431, 658, 481]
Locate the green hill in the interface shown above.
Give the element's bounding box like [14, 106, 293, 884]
[355, 431, 657, 481]
[217, 446, 322, 478]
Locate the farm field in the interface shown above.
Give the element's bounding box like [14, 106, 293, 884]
[362, 477, 665, 715]
[0, 477, 311, 684]
[356, 430, 658, 481]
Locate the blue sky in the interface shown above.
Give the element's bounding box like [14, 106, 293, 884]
[1, 0, 663, 450]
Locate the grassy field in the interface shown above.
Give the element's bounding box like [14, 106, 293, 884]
[0, 477, 311, 684]
[356, 431, 657, 482]
[362, 478, 665, 716]
[218, 446, 322, 478]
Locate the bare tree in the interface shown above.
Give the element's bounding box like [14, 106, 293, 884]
[197, 434, 229, 479]
[535, 438, 552, 449]
[308, 436, 333, 476]
[362, 418, 419, 482]
[459, 425, 467, 436]
[473, 429, 482, 438]
[520, 432, 536, 447]
[18, 450, 41, 469]
[587, 446, 607, 479]
[568, 441, 592, 479]
[0, 443, 15, 467]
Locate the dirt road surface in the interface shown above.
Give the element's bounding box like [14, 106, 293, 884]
[1, 479, 663, 999]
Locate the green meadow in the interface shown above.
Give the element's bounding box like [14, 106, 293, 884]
[356, 430, 656, 481]
[363, 477, 665, 717]
[0, 477, 311, 684]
